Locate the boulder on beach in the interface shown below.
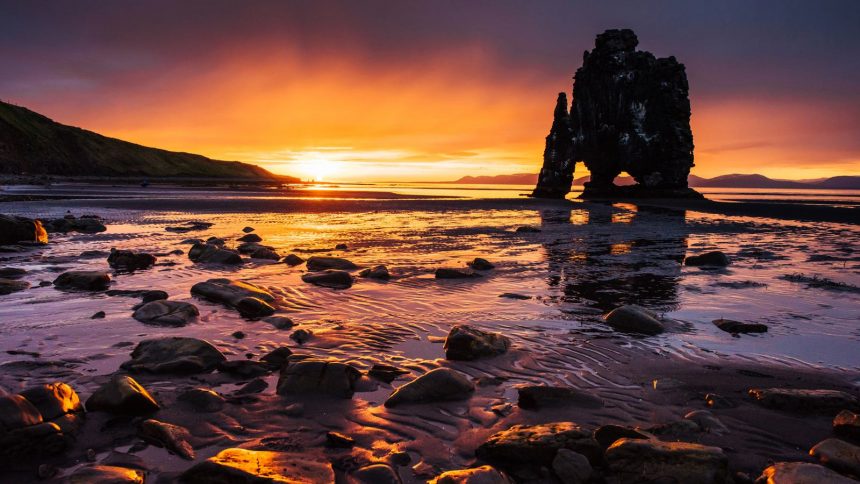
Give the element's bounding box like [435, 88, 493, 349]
[756, 461, 857, 484]
[264, 315, 295, 330]
[444, 325, 511, 360]
[260, 347, 293, 370]
[0, 214, 48, 245]
[177, 388, 225, 413]
[53, 270, 111, 291]
[368, 364, 410, 384]
[359, 265, 390, 280]
[283, 253, 305, 266]
[276, 360, 361, 398]
[187, 242, 242, 264]
[605, 438, 729, 484]
[180, 448, 334, 483]
[552, 448, 593, 483]
[834, 410, 860, 441]
[385, 368, 475, 407]
[44, 215, 106, 234]
[250, 246, 281, 260]
[237, 233, 262, 243]
[121, 336, 226, 374]
[306, 256, 358, 271]
[139, 418, 195, 460]
[517, 385, 604, 410]
[0, 278, 29, 295]
[351, 463, 400, 483]
[809, 438, 860, 477]
[0, 394, 43, 429]
[191, 278, 275, 317]
[468, 257, 495, 270]
[301, 270, 353, 289]
[85, 375, 159, 415]
[431, 465, 513, 484]
[67, 465, 144, 484]
[603, 304, 664, 335]
[593, 424, 650, 450]
[435, 268, 481, 279]
[748, 388, 860, 414]
[19, 382, 83, 421]
[165, 221, 213, 233]
[217, 360, 271, 378]
[476, 422, 601, 468]
[0, 267, 27, 279]
[132, 300, 199, 326]
[107, 248, 156, 271]
[713, 318, 768, 334]
[684, 251, 730, 267]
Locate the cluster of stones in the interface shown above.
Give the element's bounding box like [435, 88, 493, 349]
[532, 29, 700, 199]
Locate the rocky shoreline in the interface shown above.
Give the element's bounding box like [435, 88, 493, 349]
[0, 197, 858, 483]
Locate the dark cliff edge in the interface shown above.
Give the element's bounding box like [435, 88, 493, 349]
[0, 100, 295, 181]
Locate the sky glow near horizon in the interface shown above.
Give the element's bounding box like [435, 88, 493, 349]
[2, 1, 858, 182]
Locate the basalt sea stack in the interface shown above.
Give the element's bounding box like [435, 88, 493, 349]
[532, 29, 700, 199]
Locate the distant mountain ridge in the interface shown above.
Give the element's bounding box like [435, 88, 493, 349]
[450, 172, 860, 189]
[0, 100, 293, 180]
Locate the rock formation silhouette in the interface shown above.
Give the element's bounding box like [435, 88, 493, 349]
[531, 29, 700, 199]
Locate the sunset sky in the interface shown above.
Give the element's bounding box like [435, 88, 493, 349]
[2, 1, 859, 182]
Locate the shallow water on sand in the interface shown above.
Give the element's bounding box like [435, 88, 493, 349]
[0, 192, 858, 480]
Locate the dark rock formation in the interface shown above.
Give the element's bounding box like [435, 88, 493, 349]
[531, 29, 699, 199]
[0, 214, 48, 245]
[531, 93, 575, 198]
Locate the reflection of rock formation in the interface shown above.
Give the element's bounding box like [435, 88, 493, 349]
[531, 29, 700, 199]
[532, 93, 574, 199]
[540, 203, 688, 312]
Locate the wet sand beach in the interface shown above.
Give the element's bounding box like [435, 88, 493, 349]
[0, 185, 858, 482]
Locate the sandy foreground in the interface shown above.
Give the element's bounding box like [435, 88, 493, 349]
[0, 185, 858, 483]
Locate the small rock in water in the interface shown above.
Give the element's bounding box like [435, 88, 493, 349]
[180, 448, 334, 483]
[218, 360, 271, 378]
[713, 318, 768, 334]
[384, 368, 475, 407]
[0, 278, 30, 295]
[264, 315, 295, 329]
[237, 233, 262, 243]
[165, 221, 213, 233]
[53, 271, 111, 291]
[139, 418, 195, 460]
[142, 290, 168, 303]
[0, 267, 26, 279]
[335, 243, 348, 250]
[515, 226, 541, 233]
[301, 270, 353, 289]
[810, 438, 860, 476]
[178, 388, 225, 412]
[91, 311, 106, 319]
[684, 410, 729, 434]
[121, 336, 227, 374]
[234, 378, 269, 395]
[107, 248, 156, 271]
[242, 226, 255, 233]
[468, 257, 495, 270]
[326, 431, 355, 448]
[593, 425, 650, 450]
[277, 360, 361, 398]
[232, 331, 245, 339]
[351, 464, 400, 483]
[834, 410, 860, 441]
[476, 422, 601, 468]
[251, 246, 281, 260]
[603, 304, 664, 335]
[685, 250, 730, 267]
[444, 325, 510, 360]
[757, 461, 857, 484]
[290, 328, 313, 344]
[518, 385, 604, 410]
[187, 242, 242, 264]
[605, 439, 730, 484]
[435, 268, 481, 279]
[705, 393, 736, 409]
[85, 375, 159, 415]
[260, 347, 292, 370]
[359, 265, 390, 280]
[748, 388, 860, 413]
[283, 253, 305, 266]
[191, 278, 275, 317]
[368, 364, 410, 383]
[132, 300, 199, 326]
[552, 448, 593, 483]
[306, 256, 358, 271]
[499, 293, 531, 300]
[431, 465, 512, 484]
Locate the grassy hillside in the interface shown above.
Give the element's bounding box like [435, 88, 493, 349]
[0, 101, 293, 180]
